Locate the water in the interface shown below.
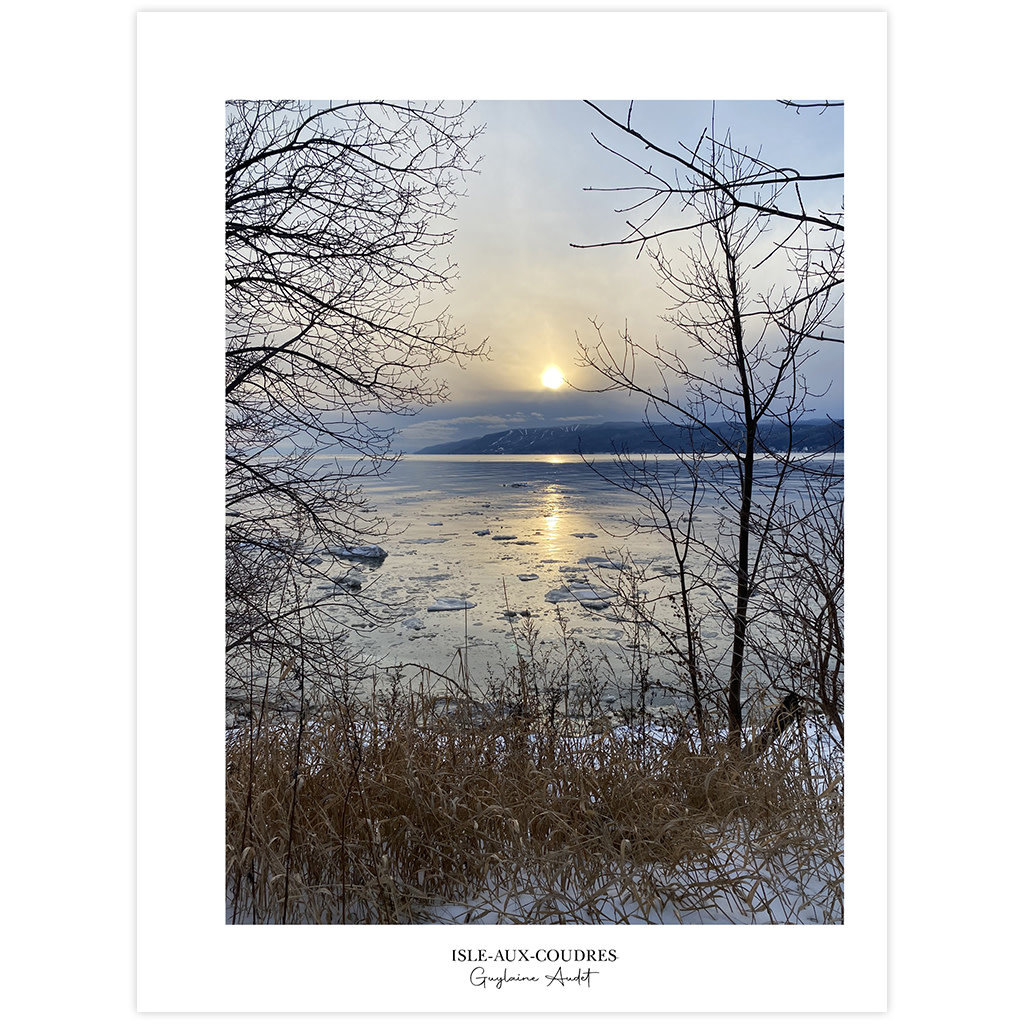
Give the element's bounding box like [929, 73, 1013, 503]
[312, 453, 842, 701]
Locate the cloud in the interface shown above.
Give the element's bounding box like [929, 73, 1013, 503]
[439, 100, 842, 418]
[431, 414, 529, 428]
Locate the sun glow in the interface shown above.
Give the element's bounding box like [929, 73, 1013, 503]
[541, 366, 564, 389]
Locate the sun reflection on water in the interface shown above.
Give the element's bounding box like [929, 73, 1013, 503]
[541, 484, 565, 556]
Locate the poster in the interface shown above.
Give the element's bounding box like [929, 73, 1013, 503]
[137, 10, 886, 1014]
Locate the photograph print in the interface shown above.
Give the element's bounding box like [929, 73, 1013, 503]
[224, 98, 845, 926]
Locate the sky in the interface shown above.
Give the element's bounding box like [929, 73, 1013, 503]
[382, 100, 844, 451]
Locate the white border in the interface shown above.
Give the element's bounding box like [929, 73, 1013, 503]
[138, 10, 886, 1014]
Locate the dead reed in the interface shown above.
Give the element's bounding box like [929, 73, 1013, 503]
[226, 662, 843, 925]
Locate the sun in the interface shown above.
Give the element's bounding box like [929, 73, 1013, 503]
[541, 365, 564, 389]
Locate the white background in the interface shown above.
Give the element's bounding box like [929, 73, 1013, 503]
[4, 1, 1018, 1022]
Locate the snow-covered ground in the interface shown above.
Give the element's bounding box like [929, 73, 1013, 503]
[429, 850, 842, 925]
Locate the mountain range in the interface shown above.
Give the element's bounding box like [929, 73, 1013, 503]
[415, 420, 843, 456]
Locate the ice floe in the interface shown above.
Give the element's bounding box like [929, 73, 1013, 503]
[586, 627, 625, 642]
[333, 573, 363, 591]
[544, 582, 617, 610]
[426, 598, 478, 612]
[333, 544, 387, 561]
[579, 555, 624, 570]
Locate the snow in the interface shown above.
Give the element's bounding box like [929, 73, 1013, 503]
[426, 848, 842, 925]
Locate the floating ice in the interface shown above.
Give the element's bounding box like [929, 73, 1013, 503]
[426, 598, 478, 612]
[517, 573, 539, 581]
[586, 627, 624, 642]
[492, 534, 517, 541]
[571, 532, 598, 538]
[473, 529, 491, 536]
[400, 537, 451, 544]
[579, 555, 624, 570]
[334, 544, 387, 561]
[544, 582, 616, 607]
[400, 616, 426, 630]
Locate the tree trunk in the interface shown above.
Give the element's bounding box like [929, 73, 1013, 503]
[740, 690, 802, 761]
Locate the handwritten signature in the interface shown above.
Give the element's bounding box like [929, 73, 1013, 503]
[469, 966, 599, 990]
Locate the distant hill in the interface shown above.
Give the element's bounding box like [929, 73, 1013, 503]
[416, 420, 843, 456]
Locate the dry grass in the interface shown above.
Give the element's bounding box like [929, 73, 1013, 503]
[226, 667, 843, 925]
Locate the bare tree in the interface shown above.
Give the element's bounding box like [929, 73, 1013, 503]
[575, 100, 843, 345]
[575, 102, 843, 748]
[751, 475, 844, 744]
[225, 100, 485, 697]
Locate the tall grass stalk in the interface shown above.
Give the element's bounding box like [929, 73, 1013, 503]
[226, 654, 842, 925]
